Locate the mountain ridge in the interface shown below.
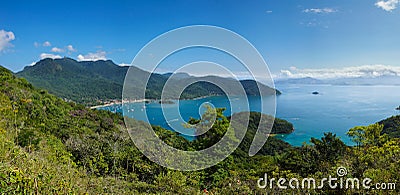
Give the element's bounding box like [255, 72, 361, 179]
[17, 58, 280, 106]
[276, 75, 400, 86]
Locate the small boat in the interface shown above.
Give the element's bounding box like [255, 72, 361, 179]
[396, 106, 400, 110]
[312, 91, 319, 95]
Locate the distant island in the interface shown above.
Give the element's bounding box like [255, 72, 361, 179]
[275, 75, 400, 86]
[159, 100, 175, 104]
[16, 58, 281, 106]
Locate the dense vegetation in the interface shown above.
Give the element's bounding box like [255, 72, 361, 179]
[17, 58, 280, 106]
[0, 65, 289, 193]
[1, 65, 399, 194]
[379, 115, 400, 138]
[230, 112, 294, 134]
[16, 58, 125, 105]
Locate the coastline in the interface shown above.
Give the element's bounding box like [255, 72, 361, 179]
[90, 95, 220, 109]
[90, 93, 275, 109]
[90, 99, 151, 109]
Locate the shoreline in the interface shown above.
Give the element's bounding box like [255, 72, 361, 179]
[90, 95, 220, 109]
[90, 99, 151, 109]
[90, 93, 273, 109]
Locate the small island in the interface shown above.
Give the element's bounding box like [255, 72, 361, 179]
[159, 100, 175, 104]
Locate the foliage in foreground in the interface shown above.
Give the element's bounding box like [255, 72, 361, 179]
[1, 66, 399, 194]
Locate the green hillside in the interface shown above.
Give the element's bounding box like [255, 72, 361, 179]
[16, 58, 129, 105]
[0, 65, 291, 193]
[17, 58, 280, 106]
[379, 115, 400, 138]
[2, 65, 399, 194]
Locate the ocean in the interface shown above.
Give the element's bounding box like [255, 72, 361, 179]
[98, 84, 400, 146]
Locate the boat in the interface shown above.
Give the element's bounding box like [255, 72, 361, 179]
[396, 106, 400, 110]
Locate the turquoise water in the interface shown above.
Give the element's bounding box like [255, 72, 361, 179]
[98, 85, 400, 146]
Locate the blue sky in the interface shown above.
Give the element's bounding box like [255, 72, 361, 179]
[1, 0, 400, 79]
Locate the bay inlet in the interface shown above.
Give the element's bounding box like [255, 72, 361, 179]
[97, 84, 400, 146]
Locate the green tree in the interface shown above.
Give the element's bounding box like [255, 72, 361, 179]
[311, 132, 346, 163]
[347, 124, 388, 147]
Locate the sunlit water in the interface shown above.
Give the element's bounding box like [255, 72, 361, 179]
[98, 85, 400, 146]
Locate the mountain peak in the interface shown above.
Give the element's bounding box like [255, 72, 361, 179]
[162, 72, 191, 79]
[17, 59, 279, 105]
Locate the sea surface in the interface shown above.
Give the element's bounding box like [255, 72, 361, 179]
[98, 85, 400, 146]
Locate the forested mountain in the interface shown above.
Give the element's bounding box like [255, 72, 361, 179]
[2, 65, 399, 194]
[17, 58, 280, 106]
[379, 115, 400, 138]
[0, 65, 290, 193]
[16, 58, 127, 104]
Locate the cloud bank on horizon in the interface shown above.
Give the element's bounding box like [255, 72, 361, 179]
[35, 42, 106, 62]
[39, 53, 62, 60]
[77, 51, 107, 61]
[277, 65, 400, 79]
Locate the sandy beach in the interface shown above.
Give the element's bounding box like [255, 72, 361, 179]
[90, 99, 151, 109]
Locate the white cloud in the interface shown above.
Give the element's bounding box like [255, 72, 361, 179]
[0, 30, 15, 52]
[40, 53, 62, 60]
[119, 63, 131, 66]
[66, 45, 76, 52]
[42, 41, 51, 47]
[77, 51, 107, 61]
[266, 10, 273, 14]
[51, 47, 65, 53]
[303, 8, 337, 13]
[277, 65, 400, 79]
[375, 0, 399, 11]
